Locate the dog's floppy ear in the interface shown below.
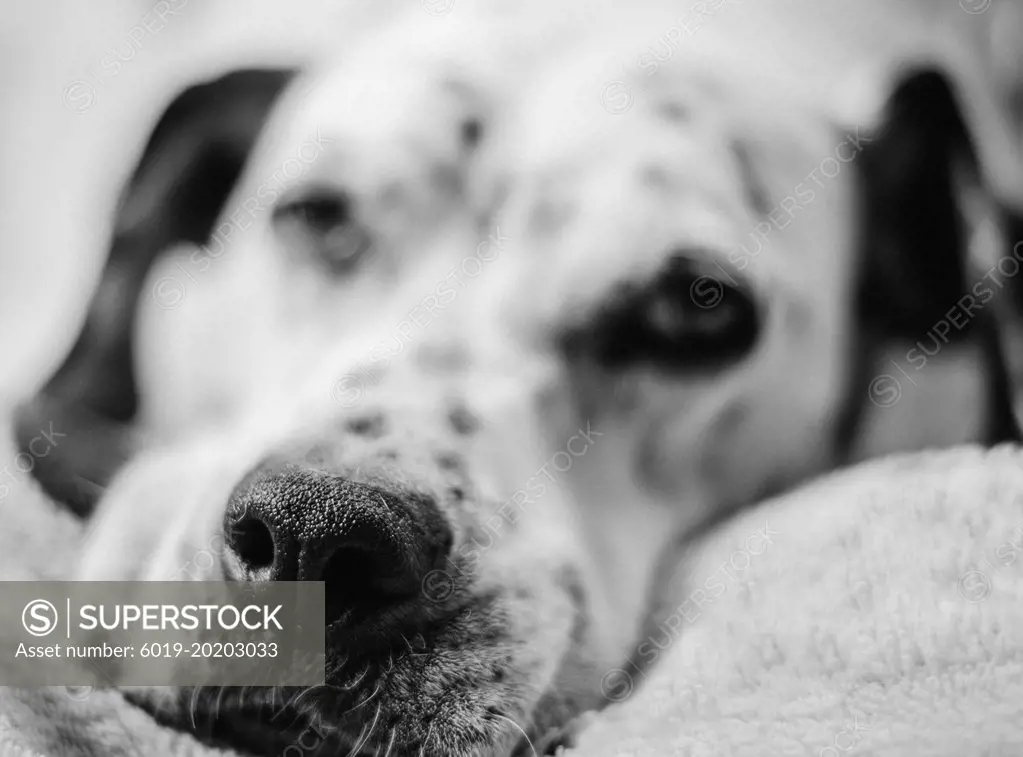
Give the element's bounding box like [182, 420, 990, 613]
[14, 67, 294, 516]
[855, 67, 1002, 336]
[840, 66, 1021, 458]
[991, 199, 1023, 419]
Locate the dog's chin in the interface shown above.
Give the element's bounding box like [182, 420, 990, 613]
[130, 574, 591, 757]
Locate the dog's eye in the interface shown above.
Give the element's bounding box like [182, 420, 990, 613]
[274, 190, 373, 275]
[561, 254, 761, 371]
[287, 195, 348, 232]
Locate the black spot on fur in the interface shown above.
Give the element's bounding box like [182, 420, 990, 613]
[640, 165, 673, 191]
[527, 196, 576, 237]
[346, 412, 387, 438]
[461, 118, 483, 150]
[447, 405, 480, 436]
[436, 453, 462, 471]
[656, 100, 690, 123]
[729, 138, 772, 216]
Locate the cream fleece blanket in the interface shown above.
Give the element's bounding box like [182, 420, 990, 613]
[0, 420, 240, 757]
[1, 417, 1022, 755]
[566, 444, 1023, 757]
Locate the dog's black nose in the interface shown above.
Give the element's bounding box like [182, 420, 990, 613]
[223, 459, 452, 627]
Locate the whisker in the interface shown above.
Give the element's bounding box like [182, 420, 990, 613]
[213, 685, 229, 724]
[265, 685, 279, 714]
[188, 687, 203, 731]
[290, 683, 328, 716]
[379, 725, 398, 757]
[491, 713, 538, 757]
[347, 701, 382, 756]
[341, 681, 381, 718]
[233, 685, 249, 715]
[344, 664, 371, 691]
[278, 685, 314, 715]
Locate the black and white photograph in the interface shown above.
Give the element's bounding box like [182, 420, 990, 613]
[1, 1, 1023, 754]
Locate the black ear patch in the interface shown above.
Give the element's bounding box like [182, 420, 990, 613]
[1004, 204, 1023, 314]
[855, 68, 979, 338]
[841, 66, 1021, 450]
[14, 67, 294, 516]
[993, 202, 1023, 428]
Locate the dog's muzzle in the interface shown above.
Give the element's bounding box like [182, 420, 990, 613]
[222, 455, 454, 643]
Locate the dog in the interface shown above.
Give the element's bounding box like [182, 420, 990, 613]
[15, 13, 1023, 757]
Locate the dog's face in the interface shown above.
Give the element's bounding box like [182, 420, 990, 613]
[55, 23, 1019, 757]
[132, 33, 491, 438]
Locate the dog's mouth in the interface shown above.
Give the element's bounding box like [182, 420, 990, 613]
[135, 576, 587, 757]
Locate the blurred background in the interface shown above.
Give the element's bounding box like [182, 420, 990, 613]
[2, 0, 1021, 409]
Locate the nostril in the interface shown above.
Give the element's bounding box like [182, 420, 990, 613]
[323, 547, 376, 602]
[322, 546, 415, 626]
[229, 517, 275, 569]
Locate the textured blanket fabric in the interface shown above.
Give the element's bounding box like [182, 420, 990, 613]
[0, 422, 243, 757]
[2, 422, 1022, 755]
[565, 444, 1023, 757]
